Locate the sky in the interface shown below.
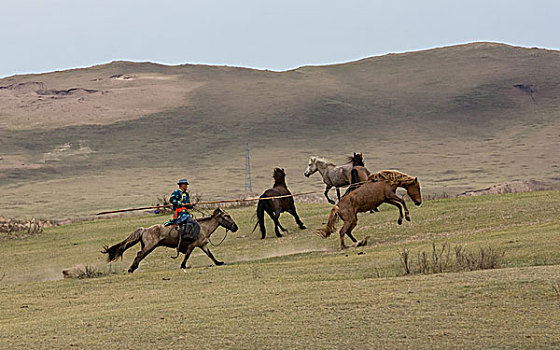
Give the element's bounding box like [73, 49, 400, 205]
[1, 0, 559, 78]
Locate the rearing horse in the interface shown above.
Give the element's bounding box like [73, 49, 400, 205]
[304, 153, 370, 204]
[318, 170, 422, 249]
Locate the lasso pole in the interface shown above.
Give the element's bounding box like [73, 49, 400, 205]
[96, 190, 319, 216]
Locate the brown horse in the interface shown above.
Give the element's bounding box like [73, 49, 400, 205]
[102, 208, 238, 272]
[318, 171, 422, 249]
[253, 167, 306, 238]
[304, 153, 370, 204]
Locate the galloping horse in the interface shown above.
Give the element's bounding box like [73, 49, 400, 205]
[253, 168, 306, 238]
[318, 171, 422, 249]
[102, 208, 238, 272]
[304, 153, 370, 204]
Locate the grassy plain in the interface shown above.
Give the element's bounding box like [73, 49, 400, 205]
[1, 191, 560, 349]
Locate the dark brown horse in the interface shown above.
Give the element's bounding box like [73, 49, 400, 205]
[253, 168, 306, 238]
[344, 152, 371, 195]
[102, 208, 238, 272]
[304, 153, 370, 204]
[318, 171, 422, 249]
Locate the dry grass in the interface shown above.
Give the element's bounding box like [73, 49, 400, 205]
[1, 191, 560, 348]
[400, 242, 505, 275]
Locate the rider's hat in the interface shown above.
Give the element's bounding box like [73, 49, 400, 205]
[177, 179, 189, 185]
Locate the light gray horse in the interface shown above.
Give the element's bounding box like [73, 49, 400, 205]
[304, 156, 370, 204]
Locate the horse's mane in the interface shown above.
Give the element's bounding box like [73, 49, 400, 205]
[196, 208, 226, 222]
[345, 153, 364, 166]
[196, 215, 214, 222]
[311, 156, 336, 166]
[369, 170, 416, 186]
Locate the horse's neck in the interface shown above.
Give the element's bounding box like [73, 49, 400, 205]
[273, 179, 287, 188]
[315, 160, 334, 177]
[199, 217, 220, 237]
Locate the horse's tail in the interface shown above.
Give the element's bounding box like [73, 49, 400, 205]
[101, 228, 144, 262]
[252, 198, 267, 238]
[317, 205, 340, 238]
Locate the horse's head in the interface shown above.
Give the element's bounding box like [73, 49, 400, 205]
[348, 152, 365, 167]
[212, 208, 238, 232]
[304, 156, 318, 177]
[273, 167, 286, 182]
[405, 177, 422, 206]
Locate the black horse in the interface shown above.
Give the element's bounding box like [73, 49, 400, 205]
[343, 152, 371, 195]
[253, 168, 306, 238]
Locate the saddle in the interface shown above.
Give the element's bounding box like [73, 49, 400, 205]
[176, 216, 200, 254]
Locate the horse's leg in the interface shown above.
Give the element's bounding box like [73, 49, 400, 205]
[180, 245, 196, 269]
[345, 214, 359, 243]
[128, 243, 158, 273]
[385, 199, 404, 225]
[265, 206, 285, 237]
[200, 244, 224, 266]
[272, 211, 287, 237]
[288, 207, 306, 230]
[338, 219, 356, 250]
[388, 192, 411, 222]
[324, 186, 336, 205]
[336, 188, 341, 201]
[394, 194, 411, 221]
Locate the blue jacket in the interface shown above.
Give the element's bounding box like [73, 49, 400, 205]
[164, 189, 192, 226]
[170, 189, 191, 210]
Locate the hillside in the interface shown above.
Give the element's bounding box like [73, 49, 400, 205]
[1, 42, 559, 218]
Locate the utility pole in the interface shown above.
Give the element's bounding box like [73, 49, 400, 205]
[245, 143, 253, 192]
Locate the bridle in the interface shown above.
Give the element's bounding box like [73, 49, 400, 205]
[208, 213, 236, 246]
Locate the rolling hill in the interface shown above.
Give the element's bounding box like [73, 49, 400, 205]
[1, 42, 559, 218]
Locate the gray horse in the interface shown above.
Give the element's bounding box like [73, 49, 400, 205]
[304, 156, 370, 204]
[102, 208, 238, 273]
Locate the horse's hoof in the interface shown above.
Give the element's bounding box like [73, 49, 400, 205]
[406, 216, 411, 222]
[328, 200, 336, 205]
[127, 268, 135, 273]
[357, 235, 370, 247]
[216, 261, 225, 266]
[299, 225, 307, 230]
[398, 218, 403, 225]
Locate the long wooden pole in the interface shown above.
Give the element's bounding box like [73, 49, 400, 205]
[96, 190, 319, 216]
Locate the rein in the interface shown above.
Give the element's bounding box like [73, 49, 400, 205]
[208, 228, 229, 247]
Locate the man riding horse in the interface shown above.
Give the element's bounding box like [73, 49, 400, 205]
[165, 178, 199, 252]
